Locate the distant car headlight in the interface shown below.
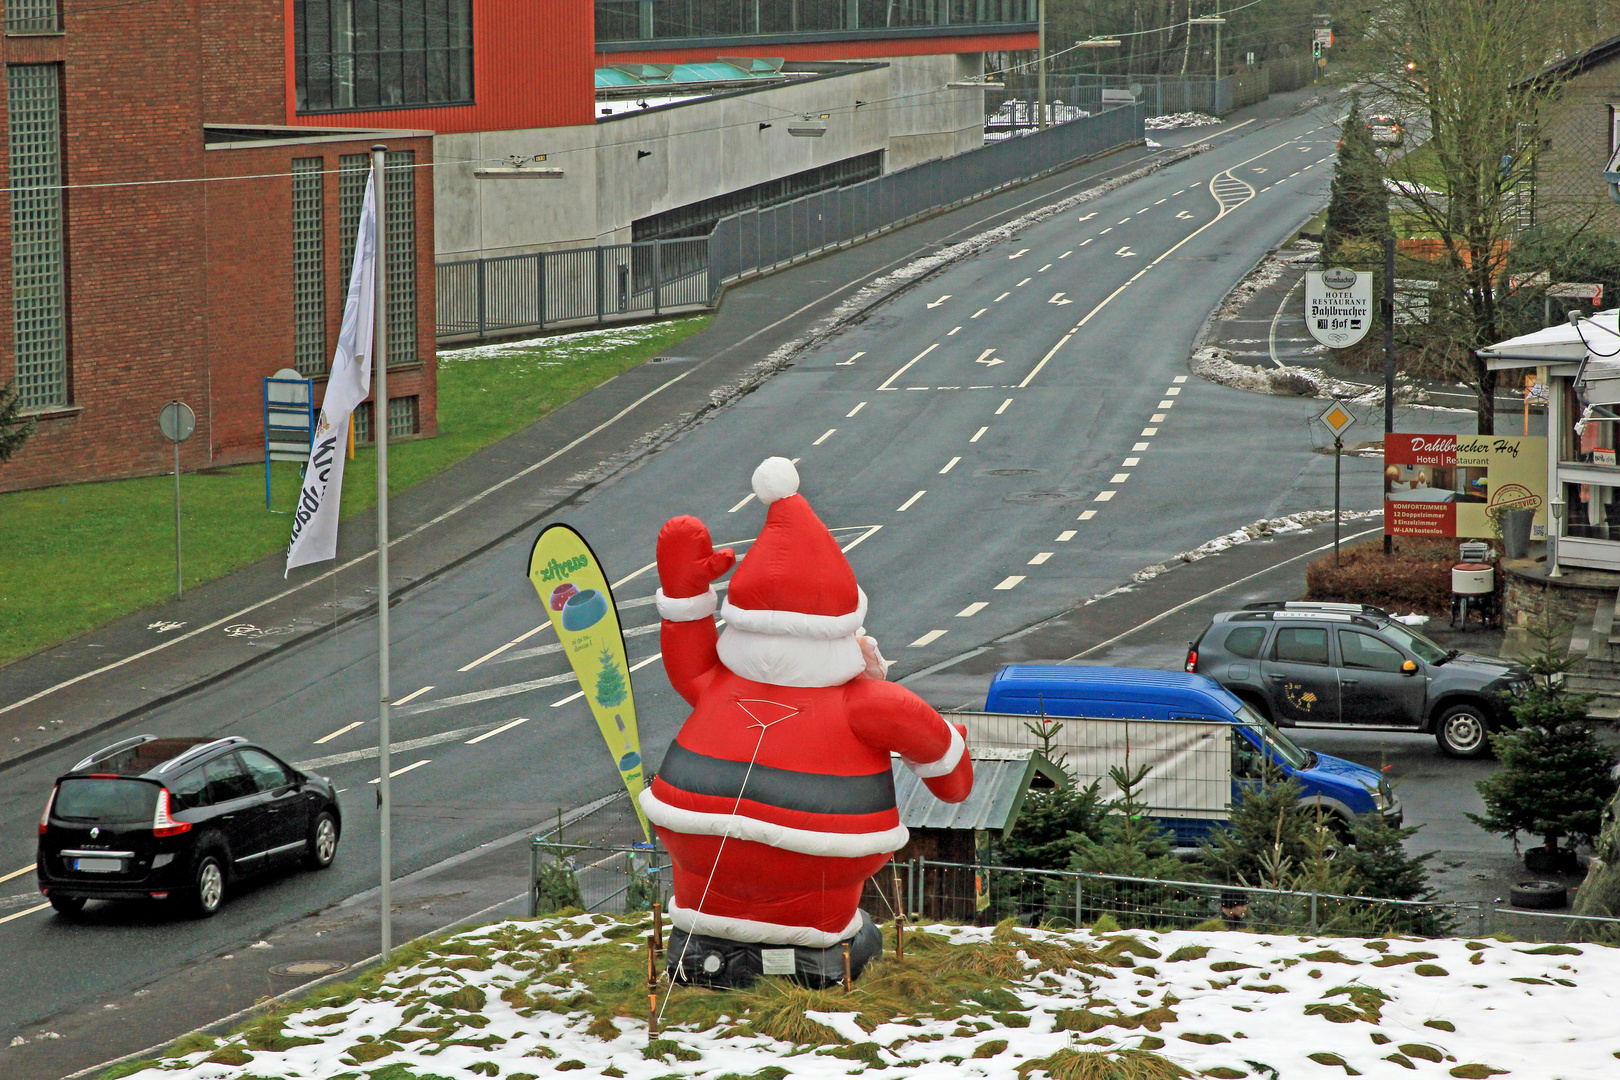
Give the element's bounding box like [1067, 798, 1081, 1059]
[1368, 787, 1387, 812]
[1509, 679, 1531, 699]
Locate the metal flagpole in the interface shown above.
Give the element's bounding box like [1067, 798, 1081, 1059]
[372, 143, 393, 962]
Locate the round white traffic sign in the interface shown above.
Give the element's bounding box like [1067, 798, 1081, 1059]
[158, 401, 196, 443]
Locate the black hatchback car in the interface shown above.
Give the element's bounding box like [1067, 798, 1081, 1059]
[1187, 602, 1531, 758]
[37, 734, 340, 917]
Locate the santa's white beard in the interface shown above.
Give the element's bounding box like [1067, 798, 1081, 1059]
[716, 626, 866, 687]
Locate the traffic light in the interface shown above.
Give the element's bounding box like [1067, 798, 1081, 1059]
[1312, 40, 1323, 58]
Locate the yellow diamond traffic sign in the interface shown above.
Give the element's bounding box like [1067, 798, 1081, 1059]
[1318, 400, 1357, 439]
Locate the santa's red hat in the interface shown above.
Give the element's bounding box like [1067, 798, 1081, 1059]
[722, 458, 867, 636]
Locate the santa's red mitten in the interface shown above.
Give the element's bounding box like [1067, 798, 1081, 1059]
[656, 516, 735, 621]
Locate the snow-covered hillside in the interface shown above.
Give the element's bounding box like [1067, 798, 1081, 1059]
[115, 914, 1620, 1080]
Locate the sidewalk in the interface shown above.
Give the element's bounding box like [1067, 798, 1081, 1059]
[2, 130, 1213, 772]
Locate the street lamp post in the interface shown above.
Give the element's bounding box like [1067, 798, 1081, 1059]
[1037, 0, 1047, 130]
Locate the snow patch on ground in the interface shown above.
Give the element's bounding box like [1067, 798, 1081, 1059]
[1127, 509, 1385, 584]
[125, 916, 1620, 1080]
[1192, 345, 1433, 408]
[1145, 111, 1222, 130]
[440, 321, 687, 365]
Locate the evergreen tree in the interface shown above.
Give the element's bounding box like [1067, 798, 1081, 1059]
[1345, 781, 1453, 935]
[1469, 694, 1616, 856]
[594, 647, 629, 708]
[1061, 763, 1202, 929]
[1322, 94, 1390, 266]
[0, 377, 36, 463]
[1200, 772, 1317, 888]
[994, 780, 1105, 870]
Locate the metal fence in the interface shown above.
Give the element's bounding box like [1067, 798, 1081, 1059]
[992, 58, 1319, 123]
[895, 858, 1490, 939]
[436, 237, 711, 342]
[708, 104, 1143, 285]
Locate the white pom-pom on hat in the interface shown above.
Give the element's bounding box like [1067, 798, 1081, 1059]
[752, 457, 800, 504]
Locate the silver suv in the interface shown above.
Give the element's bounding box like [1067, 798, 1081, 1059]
[1186, 602, 1531, 758]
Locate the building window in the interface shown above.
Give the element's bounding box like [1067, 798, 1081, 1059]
[8, 63, 65, 410]
[388, 394, 419, 437]
[338, 151, 416, 367]
[5, 0, 58, 33]
[352, 400, 373, 444]
[294, 0, 473, 113]
[292, 158, 326, 376]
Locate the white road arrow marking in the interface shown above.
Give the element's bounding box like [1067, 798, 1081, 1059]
[1253, 167, 1269, 173]
[836, 350, 865, 366]
[1176, 210, 1194, 219]
[1048, 292, 1073, 305]
[1077, 212, 1096, 221]
[1008, 249, 1028, 259]
[1114, 247, 1136, 258]
[926, 295, 951, 308]
[977, 357, 1005, 366]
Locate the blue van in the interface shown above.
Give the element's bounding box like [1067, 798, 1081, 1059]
[981, 665, 1400, 843]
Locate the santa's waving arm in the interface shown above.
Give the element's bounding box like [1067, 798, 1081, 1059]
[655, 516, 735, 706]
[846, 677, 973, 803]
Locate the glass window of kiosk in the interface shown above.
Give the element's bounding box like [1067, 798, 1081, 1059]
[1566, 481, 1620, 540]
[1569, 393, 1620, 468]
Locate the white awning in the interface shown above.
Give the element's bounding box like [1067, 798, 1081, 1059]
[1477, 309, 1620, 372]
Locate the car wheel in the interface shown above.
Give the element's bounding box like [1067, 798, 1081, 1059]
[304, 811, 339, 871]
[49, 894, 85, 916]
[1510, 880, 1567, 910]
[189, 852, 226, 918]
[1435, 703, 1491, 758]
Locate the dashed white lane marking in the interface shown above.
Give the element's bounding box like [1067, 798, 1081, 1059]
[1, 865, 35, 885]
[1039, 263, 1052, 272]
[1028, 552, 1053, 565]
[877, 342, 938, 391]
[1151, 413, 1167, 422]
[847, 401, 867, 417]
[1079, 238, 1093, 246]
[462, 623, 551, 670]
[729, 493, 756, 513]
[910, 630, 948, 647]
[1057, 530, 1077, 542]
[970, 426, 988, 442]
[957, 602, 989, 617]
[393, 685, 435, 706]
[1141, 426, 1158, 436]
[1016, 277, 1031, 286]
[0, 902, 49, 926]
[836, 350, 865, 366]
[1110, 473, 1130, 483]
[1133, 441, 1150, 451]
[996, 398, 1013, 415]
[972, 307, 987, 318]
[1099, 227, 1113, 234]
[316, 721, 365, 745]
[1173, 375, 1187, 383]
[1165, 386, 1181, 396]
[940, 456, 960, 474]
[466, 717, 530, 745]
[814, 428, 837, 445]
[1155, 198, 1166, 205]
[1060, 250, 1072, 258]
[1095, 491, 1117, 502]
[1078, 510, 1097, 521]
[994, 576, 1025, 590]
[1158, 399, 1175, 408]
[995, 291, 1010, 301]
[1171, 189, 1185, 195]
[1117, 218, 1130, 224]
[897, 490, 927, 512]
[948, 326, 962, 335]
[1122, 456, 1140, 467]
[368, 758, 432, 783]
[1136, 208, 1149, 214]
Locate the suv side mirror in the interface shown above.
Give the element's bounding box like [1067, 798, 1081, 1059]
[1401, 660, 1418, 675]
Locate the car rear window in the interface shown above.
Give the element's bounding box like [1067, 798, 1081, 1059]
[54, 778, 158, 823]
[1224, 626, 1267, 659]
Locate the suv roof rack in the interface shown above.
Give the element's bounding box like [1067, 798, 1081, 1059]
[72, 734, 158, 772]
[157, 735, 250, 774]
[1242, 601, 1389, 617]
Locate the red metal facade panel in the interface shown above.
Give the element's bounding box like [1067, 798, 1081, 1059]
[282, 0, 596, 134]
[601, 32, 1040, 65]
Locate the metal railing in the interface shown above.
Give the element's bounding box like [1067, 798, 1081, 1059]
[886, 858, 1489, 938]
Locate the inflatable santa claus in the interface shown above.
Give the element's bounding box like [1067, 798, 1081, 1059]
[642, 456, 974, 987]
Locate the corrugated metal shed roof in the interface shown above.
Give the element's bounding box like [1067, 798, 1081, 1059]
[891, 748, 1064, 838]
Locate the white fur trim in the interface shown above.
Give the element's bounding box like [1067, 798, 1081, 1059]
[717, 627, 865, 688]
[640, 787, 908, 858]
[752, 457, 800, 504]
[668, 901, 863, 948]
[722, 586, 868, 639]
[903, 724, 966, 779]
[656, 588, 718, 622]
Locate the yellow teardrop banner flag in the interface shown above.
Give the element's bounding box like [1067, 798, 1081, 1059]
[526, 524, 649, 840]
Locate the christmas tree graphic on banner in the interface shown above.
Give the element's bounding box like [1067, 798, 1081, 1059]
[594, 648, 628, 708]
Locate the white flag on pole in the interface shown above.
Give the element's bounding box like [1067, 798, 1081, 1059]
[286, 166, 378, 575]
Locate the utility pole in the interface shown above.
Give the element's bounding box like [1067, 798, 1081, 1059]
[1037, 0, 1048, 130]
[1383, 235, 1396, 556]
[371, 143, 393, 962]
[1214, 0, 1221, 81]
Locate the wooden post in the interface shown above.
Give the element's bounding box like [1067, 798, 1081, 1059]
[647, 934, 659, 1039]
[842, 943, 853, 994]
[652, 899, 663, 956]
[891, 867, 905, 960]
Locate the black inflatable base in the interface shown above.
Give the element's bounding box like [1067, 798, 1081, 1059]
[666, 909, 882, 990]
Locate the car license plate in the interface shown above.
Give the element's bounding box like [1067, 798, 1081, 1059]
[74, 857, 121, 873]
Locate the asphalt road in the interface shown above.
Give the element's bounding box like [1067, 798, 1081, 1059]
[0, 104, 1389, 1059]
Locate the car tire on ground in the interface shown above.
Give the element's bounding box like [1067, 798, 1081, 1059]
[304, 811, 339, 871]
[48, 893, 85, 916]
[1435, 703, 1492, 758]
[1509, 880, 1567, 910]
[189, 852, 226, 918]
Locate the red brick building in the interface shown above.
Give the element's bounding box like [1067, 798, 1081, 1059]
[0, 1, 437, 492]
